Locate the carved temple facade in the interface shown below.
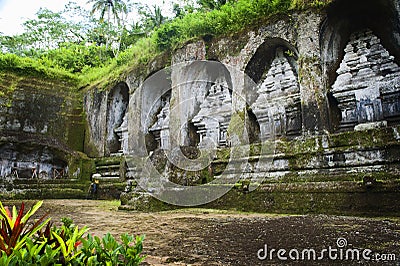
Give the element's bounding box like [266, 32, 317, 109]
[331, 29, 400, 131]
[251, 48, 302, 140]
[192, 83, 233, 148]
[2, 0, 400, 209]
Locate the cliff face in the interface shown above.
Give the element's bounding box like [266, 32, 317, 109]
[88, 0, 400, 164]
[113, 0, 400, 213]
[0, 72, 85, 179]
[1, 0, 400, 212]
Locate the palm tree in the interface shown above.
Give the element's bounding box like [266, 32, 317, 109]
[87, 0, 128, 49]
[150, 5, 165, 29]
[87, 0, 127, 25]
[138, 4, 166, 33]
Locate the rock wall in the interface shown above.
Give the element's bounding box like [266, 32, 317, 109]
[84, 82, 130, 157]
[0, 72, 86, 181]
[112, 0, 400, 214]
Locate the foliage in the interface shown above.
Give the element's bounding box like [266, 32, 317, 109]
[52, 225, 88, 264]
[290, 0, 330, 9]
[0, 237, 60, 265]
[40, 43, 111, 73]
[137, 4, 167, 31]
[87, 0, 129, 54]
[0, 4, 115, 74]
[0, 8, 83, 55]
[0, 201, 145, 266]
[88, 0, 128, 26]
[197, 0, 230, 11]
[0, 201, 50, 256]
[79, 36, 158, 88]
[0, 53, 79, 84]
[155, 0, 327, 50]
[0, 0, 331, 88]
[78, 233, 145, 265]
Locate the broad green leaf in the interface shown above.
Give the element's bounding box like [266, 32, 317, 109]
[21, 201, 43, 224]
[52, 231, 67, 258]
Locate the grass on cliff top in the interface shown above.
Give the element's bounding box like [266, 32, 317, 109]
[1, 0, 331, 91]
[0, 53, 80, 85]
[78, 36, 159, 90]
[80, 0, 331, 90]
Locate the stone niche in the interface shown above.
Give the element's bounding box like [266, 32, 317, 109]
[249, 46, 302, 141]
[170, 60, 233, 148]
[106, 82, 129, 156]
[0, 143, 67, 179]
[331, 29, 400, 131]
[148, 94, 171, 151]
[192, 83, 232, 148]
[321, 0, 400, 131]
[114, 111, 129, 154]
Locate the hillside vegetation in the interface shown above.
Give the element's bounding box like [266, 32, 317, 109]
[0, 0, 330, 90]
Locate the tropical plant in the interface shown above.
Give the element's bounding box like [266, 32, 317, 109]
[119, 234, 145, 266]
[0, 201, 145, 265]
[87, 0, 128, 25]
[87, 0, 131, 57]
[0, 201, 51, 256]
[0, 238, 60, 265]
[197, 0, 229, 11]
[52, 225, 88, 264]
[78, 232, 145, 266]
[138, 4, 167, 31]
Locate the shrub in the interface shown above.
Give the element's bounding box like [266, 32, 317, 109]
[153, 0, 329, 51]
[78, 233, 145, 266]
[0, 201, 145, 266]
[0, 53, 79, 83]
[0, 201, 50, 256]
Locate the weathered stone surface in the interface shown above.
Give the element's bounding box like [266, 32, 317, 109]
[332, 29, 400, 131]
[3, 0, 400, 212]
[149, 99, 171, 150]
[192, 83, 232, 148]
[106, 83, 129, 155]
[0, 72, 85, 181]
[84, 82, 129, 157]
[251, 48, 302, 140]
[84, 89, 107, 156]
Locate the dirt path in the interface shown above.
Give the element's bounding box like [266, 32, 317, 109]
[4, 200, 400, 265]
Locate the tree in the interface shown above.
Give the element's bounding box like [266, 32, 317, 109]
[87, 0, 128, 25]
[138, 4, 167, 33]
[118, 21, 146, 50]
[171, 0, 198, 16]
[0, 8, 80, 55]
[197, 0, 229, 10]
[62, 1, 97, 43]
[87, 0, 128, 50]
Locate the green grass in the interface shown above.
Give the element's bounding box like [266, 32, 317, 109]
[0, 53, 79, 85]
[78, 37, 159, 89]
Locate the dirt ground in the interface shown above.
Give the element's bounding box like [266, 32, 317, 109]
[3, 200, 400, 265]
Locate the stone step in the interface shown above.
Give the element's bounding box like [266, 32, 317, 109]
[97, 172, 120, 177]
[96, 176, 121, 180]
[96, 165, 120, 170]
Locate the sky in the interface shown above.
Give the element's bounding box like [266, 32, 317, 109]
[0, 0, 172, 36]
